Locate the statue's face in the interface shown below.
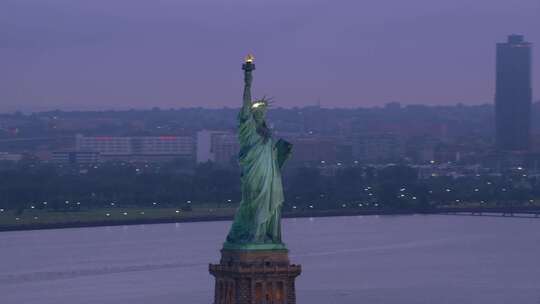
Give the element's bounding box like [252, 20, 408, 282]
[252, 107, 266, 123]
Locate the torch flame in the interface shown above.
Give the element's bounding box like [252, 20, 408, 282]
[245, 54, 255, 63]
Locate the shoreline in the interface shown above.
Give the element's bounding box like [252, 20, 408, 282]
[1, 207, 538, 233]
[0, 209, 416, 233]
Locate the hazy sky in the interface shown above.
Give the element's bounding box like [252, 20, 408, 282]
[1, 0, 539, 112]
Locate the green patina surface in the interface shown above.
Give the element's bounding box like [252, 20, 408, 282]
[222, 242, 287, 251]
[223, 60, 292, 250]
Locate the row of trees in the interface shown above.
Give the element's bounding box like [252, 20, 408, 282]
[0, 160, 538, 214]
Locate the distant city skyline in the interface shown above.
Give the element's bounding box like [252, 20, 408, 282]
[1, 0, 539, 112]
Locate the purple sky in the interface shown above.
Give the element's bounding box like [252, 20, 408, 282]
[1, 0, 539, 112]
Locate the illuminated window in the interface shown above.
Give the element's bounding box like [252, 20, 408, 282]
[276, 281, 284, 304]
[255, 282, 263, 304]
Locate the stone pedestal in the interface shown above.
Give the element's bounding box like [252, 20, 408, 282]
[209, 249, 301, 304]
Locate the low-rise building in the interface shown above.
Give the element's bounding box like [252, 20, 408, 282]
[75, 134, 195, 162]
[0, 152, 23, 162]
[196, 130, 239, 164]
[52, 151, 101, 164]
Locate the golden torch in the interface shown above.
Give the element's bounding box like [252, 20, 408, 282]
[242, 54, 255, 72]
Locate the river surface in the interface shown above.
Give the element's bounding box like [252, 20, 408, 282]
[1, 215, 539, 304]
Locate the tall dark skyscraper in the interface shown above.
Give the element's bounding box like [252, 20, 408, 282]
[495, 34, 533, 151]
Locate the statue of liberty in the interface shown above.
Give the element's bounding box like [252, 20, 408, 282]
[224, 55, 292, 250]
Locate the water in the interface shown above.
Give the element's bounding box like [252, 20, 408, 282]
[1, 215, 539, 304]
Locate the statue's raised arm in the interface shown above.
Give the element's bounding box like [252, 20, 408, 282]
[239, 54, 255, 121]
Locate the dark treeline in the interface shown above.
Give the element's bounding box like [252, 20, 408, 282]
[0, 160, 538, 214]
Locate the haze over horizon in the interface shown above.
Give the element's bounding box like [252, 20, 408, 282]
[1, 0, 539, 112]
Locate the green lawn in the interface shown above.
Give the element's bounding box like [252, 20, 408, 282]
[2, 201, 538, 230]
[0, 206, 237, 228]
